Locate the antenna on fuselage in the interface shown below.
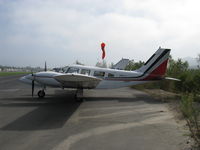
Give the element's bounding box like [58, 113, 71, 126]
[45, 61, 47, 72]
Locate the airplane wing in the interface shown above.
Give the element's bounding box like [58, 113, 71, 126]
[54, 73, 102, 89]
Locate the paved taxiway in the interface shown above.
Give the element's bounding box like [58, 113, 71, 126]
[0, 75, 188, 150]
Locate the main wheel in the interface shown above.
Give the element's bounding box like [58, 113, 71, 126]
[75, 97, 84, 102]
[38, 90, 45, 98]
[75, 89, 84, 102]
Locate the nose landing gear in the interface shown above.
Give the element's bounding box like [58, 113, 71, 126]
[38, 90, 45, 98]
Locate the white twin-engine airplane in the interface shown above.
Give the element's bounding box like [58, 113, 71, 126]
[20, 47, 176, 101]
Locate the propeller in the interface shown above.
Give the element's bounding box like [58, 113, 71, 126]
[44, 61, 47, 90]
[31, 72, 35, 97]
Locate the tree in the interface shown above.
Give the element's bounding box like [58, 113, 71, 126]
[109, 62, 115, 69]
[196, 54, 200, 69]
[167, 58, 189, 77]
[75, 60, 84, 65]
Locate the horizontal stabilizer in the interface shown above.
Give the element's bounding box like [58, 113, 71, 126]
[165, 77, 181, 81]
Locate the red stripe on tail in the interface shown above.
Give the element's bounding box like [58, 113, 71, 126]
[143, 59, 168, 80]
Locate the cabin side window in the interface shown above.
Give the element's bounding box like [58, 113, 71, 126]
[66, 67, 79, 73]
[81, 69, 90, 75]
[94, 71, 105, 77]
[108, 73, 115, 77]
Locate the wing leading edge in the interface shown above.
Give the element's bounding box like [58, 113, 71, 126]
[54, 73, 102, 89]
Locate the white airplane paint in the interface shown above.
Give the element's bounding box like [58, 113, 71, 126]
[20, 47, 176, 100]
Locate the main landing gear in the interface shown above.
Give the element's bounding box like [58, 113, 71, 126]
[75, 89, 84, 102]
[35, 88, 84, 101]
[37, 90, 45, 98]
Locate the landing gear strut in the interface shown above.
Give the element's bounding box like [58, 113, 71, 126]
[75, 89, 84, 102]
[38, 90, 45, 98]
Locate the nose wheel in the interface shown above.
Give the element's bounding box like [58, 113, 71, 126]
[38, 90, 45, 98]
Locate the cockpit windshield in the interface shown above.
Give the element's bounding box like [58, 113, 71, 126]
[66, 67, 79, 73]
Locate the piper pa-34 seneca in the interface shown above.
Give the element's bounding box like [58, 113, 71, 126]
[20, 47, 178, 101]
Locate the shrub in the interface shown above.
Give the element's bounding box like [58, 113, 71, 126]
[181, 94, 200, 147]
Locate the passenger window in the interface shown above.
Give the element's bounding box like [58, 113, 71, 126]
[81, 69, 90, 75]
[108, 73, 115, 77]
[66, 67, 79, 73]
[94, 71, 105, 77]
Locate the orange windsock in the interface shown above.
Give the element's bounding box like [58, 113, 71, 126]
[101, 42, 106, 59]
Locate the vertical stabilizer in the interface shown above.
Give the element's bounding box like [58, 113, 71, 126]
[136, 47, 170, 79]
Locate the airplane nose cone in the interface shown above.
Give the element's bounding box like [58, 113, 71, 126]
[19, 74, 32, 84]
[19, 76, 25, 81]
[25, 74, 33, 80]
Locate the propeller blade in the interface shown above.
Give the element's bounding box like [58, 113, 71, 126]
[31, 73, 35, 97]
[32, 80, 34, 97]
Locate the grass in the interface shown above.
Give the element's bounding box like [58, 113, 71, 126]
[0, 72, 30, 77]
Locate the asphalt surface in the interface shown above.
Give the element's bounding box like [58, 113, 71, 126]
[0, 75, 188, 150]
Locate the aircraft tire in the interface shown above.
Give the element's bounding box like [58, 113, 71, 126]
[75, 89, 83, 102]
[38, 90, 45, 98]
[76, 97, 83, 102]
[77, 97, 84, 102]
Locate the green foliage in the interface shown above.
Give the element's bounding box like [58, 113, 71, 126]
[173, 69, 200, 94]
[181, 94, 196, 118]
[167, 58, 189, 77]
[158, 58, 189, 92]
[180, 94, 200, 146]
[0, 72, 29, 77]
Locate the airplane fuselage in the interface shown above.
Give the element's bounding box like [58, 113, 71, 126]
[20, 65, 150, 89]
[20, 47, 171, 99]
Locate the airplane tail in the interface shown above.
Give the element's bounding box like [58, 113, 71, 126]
[136, 47, 171, 80]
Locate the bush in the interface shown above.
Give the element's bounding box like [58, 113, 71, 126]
[180, 94, 200, 147]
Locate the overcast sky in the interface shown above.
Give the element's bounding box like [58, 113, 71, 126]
[0, 0, 200, 67]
